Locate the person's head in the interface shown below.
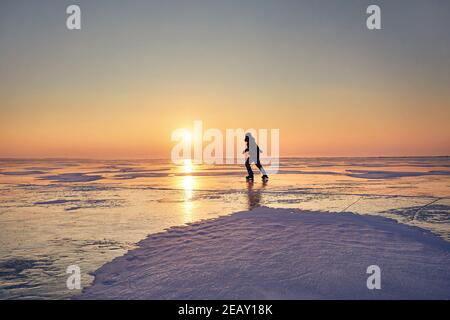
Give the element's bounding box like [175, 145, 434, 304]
[245, 132, 253, 142]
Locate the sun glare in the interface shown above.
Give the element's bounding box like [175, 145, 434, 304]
[183, 158, 193, 174]
[182, 175, 196, 223]
[182, 131, 192, 144]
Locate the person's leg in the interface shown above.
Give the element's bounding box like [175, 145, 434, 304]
[256, 160, 267, 176]
[256, 152, 268, 176]
[245, 158, 254, 177]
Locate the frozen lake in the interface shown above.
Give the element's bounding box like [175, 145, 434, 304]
[0, 157, 449, 299]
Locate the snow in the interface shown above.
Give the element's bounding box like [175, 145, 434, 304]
[77, 207, 450, 299]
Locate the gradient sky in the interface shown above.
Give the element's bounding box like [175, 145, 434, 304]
[1, 0, 449, 158]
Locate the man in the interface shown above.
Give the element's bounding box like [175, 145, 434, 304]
[243, 133, 269, 181]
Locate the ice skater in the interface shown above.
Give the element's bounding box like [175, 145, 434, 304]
[243, 133, 268, 182]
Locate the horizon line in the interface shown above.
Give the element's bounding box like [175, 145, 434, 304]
[0, 155, 449, 161]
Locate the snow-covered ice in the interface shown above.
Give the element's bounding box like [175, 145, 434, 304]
[78, 207, 450, 300]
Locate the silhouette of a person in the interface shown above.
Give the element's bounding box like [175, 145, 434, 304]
[243, 133, 268, 181]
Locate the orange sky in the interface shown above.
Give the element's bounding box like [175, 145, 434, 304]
[1, 1, 449, 159]
[1, 86, 449, 158]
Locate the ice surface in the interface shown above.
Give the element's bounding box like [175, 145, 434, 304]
[0, 157, 449, 299]
[77, 207, 450, 299]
